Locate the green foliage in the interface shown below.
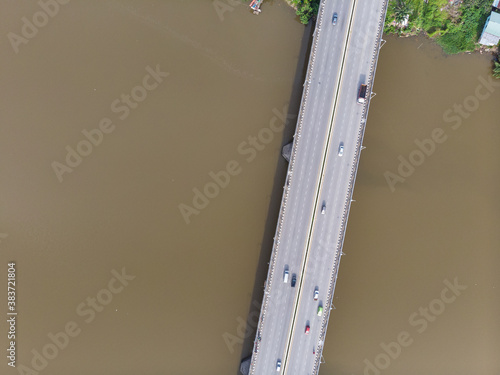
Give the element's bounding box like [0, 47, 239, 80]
[437, 30, 472, 53]
[428, 28, 445, 38]
[384, 0, 493, 54]
[389, 0, 413, 24]
[408, 0, 425, 30]
[384, 23, 398, 34]
[290, 0, 320, 24]
[421, 0, 449, 32]
[493, 59, 500, 79]
[437, 0, 491, 53]
[385, 0, 447, 32]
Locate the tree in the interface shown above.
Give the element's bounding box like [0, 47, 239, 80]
[390, 0, 413, 25]
[292, 0, 320, 25]
[493, 59, 500, 79]
[297, 4, 313, 24]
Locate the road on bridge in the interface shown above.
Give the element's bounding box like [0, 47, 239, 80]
[249, 0, 388, 374]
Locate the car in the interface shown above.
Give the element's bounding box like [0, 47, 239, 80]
[305, 325, 310, 334]
[283, 269, 289, 283]
[321, 202, 326, 214]
[332, 12, 338, 25]
[276, 359, 281, 371]
[338, 143, 344, 156]
[317, 305, 323, 316]
[291, 274, 297, 287]
[313, 288, 319, 300]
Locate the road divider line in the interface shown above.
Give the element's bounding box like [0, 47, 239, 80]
[281, 0, 359, 373]
[312, 1, 390, 374]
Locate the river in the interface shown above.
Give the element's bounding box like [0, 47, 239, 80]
[0, 2, 498, 375]
[323, 34, 500, 375]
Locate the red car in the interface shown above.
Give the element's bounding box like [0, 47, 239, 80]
[305, 325, 310, 334]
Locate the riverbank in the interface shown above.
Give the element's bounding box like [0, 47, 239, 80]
[384, 0, 495, 54]
[283, 0, 499, 76]
[389, 30, 498, 55]
[285, 0, 320, 24]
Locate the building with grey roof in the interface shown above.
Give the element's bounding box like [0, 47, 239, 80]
[479, 11, 500, 46]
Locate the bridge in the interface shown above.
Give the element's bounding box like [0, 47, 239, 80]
[244, 0, 388, 374]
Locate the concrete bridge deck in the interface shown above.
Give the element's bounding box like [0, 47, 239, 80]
[246, 0, 388, 374]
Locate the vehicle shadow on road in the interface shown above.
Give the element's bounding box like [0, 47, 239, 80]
[236, 19, 315, 375]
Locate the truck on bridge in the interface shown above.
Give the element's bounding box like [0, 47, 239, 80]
[357, 84, 368, 104]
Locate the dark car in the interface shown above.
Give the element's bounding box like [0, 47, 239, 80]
[332, 12, 338, 25]
[291, 274, 297, 287]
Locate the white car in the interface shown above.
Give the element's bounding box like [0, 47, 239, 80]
[338, 143, 344, 156]
[283, 269, 289, 283]
[276, 359, 281, 371]
[321, 203, 326, 214]
[313, 288, 319, 301]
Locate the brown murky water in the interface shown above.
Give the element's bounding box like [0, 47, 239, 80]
[0, 1, 304, 374]
[324, 35, 500, 375]
[0, 1, 498, 374]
